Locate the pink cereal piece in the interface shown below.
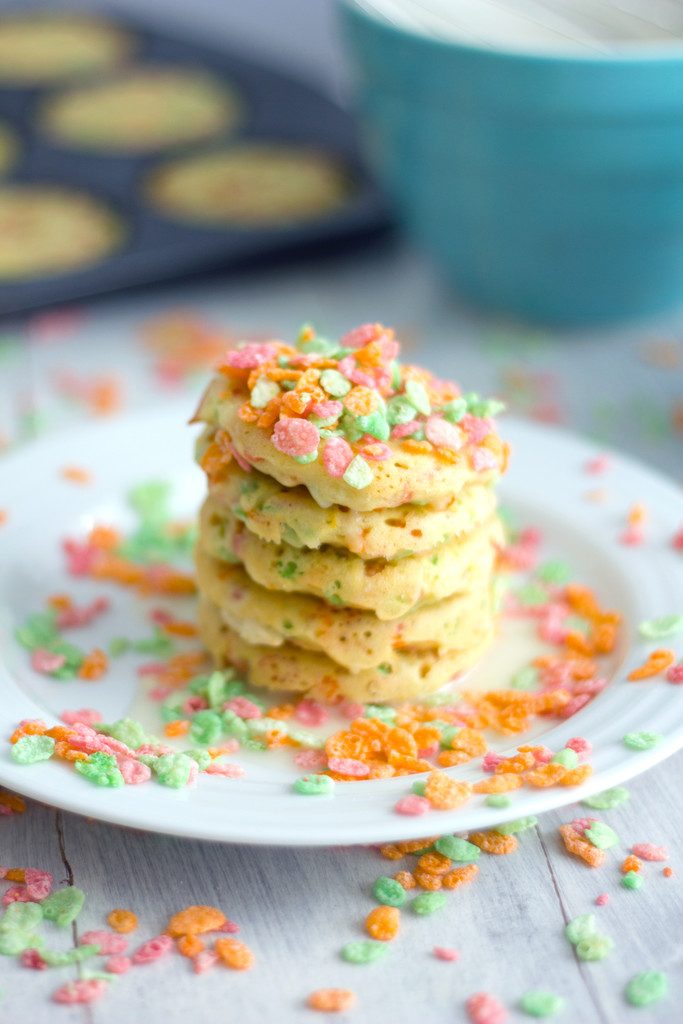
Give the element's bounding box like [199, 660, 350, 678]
[481, 751, 505, 773]
[461, 415, 493, 444]
[466, 992, 508, 1024]
[150, 607, 173, 625]
[295, 699, 328, 727]
[187, 761, 199, 788]
[182, 695, 209, 715]
[294, 749, 327, 770]
[227, 441, 252, 473]
[666, 663, 683, 683]
[585, 454, 611, 474]
[117, 757, 152, 785]
[148, 686, 173, 701]
[322, 436, 353, 478]
[210, 739, 240, 756]
[53, 979, 108, 1005]
[595, 893, 610, 906]
[3, 885, 30, 905]
[341, 323, 380, 349]
[272, 416, 319, 458]
[311, 400, 343, 421]
[223, 343, 276, 370]
[394, 795, 431, 816]
[632, 843, 669, 862]
[31, 649, 66, 674]
[620, 525, 644, 546]
[132, 934, 174, 965]
[56, 596, 109, 630]
[519, 527, 542, 546]
[570, 817, 596, 835]
[573, 676, 607, 697]
[425, 415, 463, 451]
[204, 761, 245, 778]
[500, 543, 538, 572]
[62, 537, 99, 576]
[532, 746, 553, 764]
[60, 708, 103, 727]
[21, 948, 47, 970]
[349, 366, 376, 388]
[217, 919, 240, 934]
[138, 661, 169, 677]
[361, 442, 392, 461]
[327, 757, 370, 778]
[433, 947, 460, 962]
[565, 737, 592, 759]
[559, 694, 591, 718]
[471, 447, 498, 472]
[391, 419, 421, 440]
[193, 950, 219, 974]
[223, 696, 262, 720]
[672, 527, 683, 550]
[338, 699, 365, 720]
[80, 930, 127, 955]
[24, 868, 52, 901]
[418, 744, 439, 760]
[106, 954, 132, 974]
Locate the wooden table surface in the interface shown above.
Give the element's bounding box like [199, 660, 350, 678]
[1, 242, 682, 1022]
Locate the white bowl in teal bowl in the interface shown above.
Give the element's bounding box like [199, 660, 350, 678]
[341, 1, 683, 325]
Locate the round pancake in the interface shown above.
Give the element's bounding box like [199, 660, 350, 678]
[42, 68, 239, 152]
[0, 122, 17, 176]
[199, 595, 495, 703]
[196, 546, 494, 672]
[0, 14, 133, 84]
[206, 458, 498, 560]
[199, 497, 502, 619]
[147, 144, 349, 226]
[0, 186, 123, 280]
[195, 382, 505, 512]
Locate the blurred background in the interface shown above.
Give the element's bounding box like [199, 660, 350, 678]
[0, 0, 680, 477]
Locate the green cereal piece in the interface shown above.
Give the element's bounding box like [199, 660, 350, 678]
[551, 749, 579, 770]
[293, 774, 334, 796]
[75, 752, 124, 788]
[439, 725, 461, 748]
[365, 704, 396, 724]
[250, 376, 280, 408]
[495, 816, 537, 836]
[434, 836, 480, 862]
[242, 738, 266, 752]
[584, 822, 619, 850]
[386, 395, 417, 426]
[638, 615, 683, 640]
[185, 749, 212, 771]
[624, 731, 662, 751]
[517, 583, 550, 607]
[221, 709, 250, 741]
[189, 709, 223, 746]
[132, 628, 174, 658]
[294, 451, 318, 465]
[341, 940, 389, 965]
[108, 637, 130, 657]
[128, 480, 170, 524]
[411, 892, 447, 916]
[99, 718, 148, 749]
[42, 886, 85, 928]
[582, 787, 630, 810]
[356, 410, 390, 442]
[153, 752, 194, 789]
[468, 397, 506, 418]
[248, 718, 288, 738]
[442, 397, 467, 423]
[160, 700, 184, 724]
[343, 455, 374, 490]
[320, 369, 352, 398]
[11, 734, 55, 764]
[373, 877, 407, 907]
[390, 361, 401, 389]
[564, 914, 597, 946]
[289, 729, 324, 749]
[575, 934, 614, 961]
[405, 379, 431, 416]
[42, 944, 100, 967]
[625, 971, 668, 1008]
[536, 561, 572, 585]
[0, 902, 43, 933]
[519, 991, 565, 1018]
[510, 666, 539, 691]
[486, 794, 512, 809]
[15, 611, 58, 650]
[206, 670, 232, 708]
[411, 780, 427, 796]
[621, 871, 643, 891]
[136, 753, 159, 769]
[0, 931, 38, 956]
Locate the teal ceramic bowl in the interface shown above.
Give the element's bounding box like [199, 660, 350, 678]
[341, 2, 683, 325]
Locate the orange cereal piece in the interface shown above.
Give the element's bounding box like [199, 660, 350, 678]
[177, 934, 205, 958]
[416, 852, 452, 875]
[592, 622, 617, 654]
[280, 391, 309, 416]
[473, 774, 524, 794]
[365, 905, 400, 941]
[495, 752, 536, 775]
[343, 386, 378, 417]
[308, 989, 356, 1013]
[214, 938, 255, 970]
[393, 871, 416, 890]
[450, 728, 488, 757]
[525, 764, 567, 788]
[559, 824, 605, 868]
[167, 905, 226, 938]
[424, 771, 472, 811]
[387, 751, 433, 773]
[379, 844, 403, 861]
[442, 864, 479, 889]
[78, 648, 108, 681]
[395, 837, 439, 855]
[559, 764, 593, 787]
[414, 870, 443, 891]
[60, 466, 92, 485]
[164, 719, 190, 738]
[627, 649, 676, 681]
[5, 868, 25, 882]
[621, 856, 642, 874]
[161, 619, 198, 638]
[256, 397, 282, 429]
[565, 584, 601, 619]
[628, 502, 647, 527]
[89, 524, 121, 550]
[385, 727, 418, 757]
[663, 867, 674, 878]
[401, 439, 433, 455]
[238, 403, 260, 423]
[0, 792, 26, 813]
[468, 831, 518, 855]
[437, 750, 472, 768]
[107, 909, 138, 934]
[10, 720, 46, 743]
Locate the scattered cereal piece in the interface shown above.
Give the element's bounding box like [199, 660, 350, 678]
[214, 937, 255, 970]
[365, 905, 400, 941]
[341, 940, 389, 965]
[519, 991, 565, 1018]
[564, 914, 597, 945]
[308, 988, 356, 1012]
[632, 843, 668, 862]
[433, 946, 459, 961]
[166, 905, 226, 937]
[411, 892, 447, 916]
[621, 871, 643, 891]
[559, 824, 605, 867]
[468, 831, 518, 855]
[466, 991, 508, 1024]
[132, 934, 174, 964]
[372, 877, 407, 907]
[624, 732, 662, 751]
[107, 908, 138, 933]
[42, 886, 85, 927]
[294, 774, 334, 796]
[625, 971, 668, 1008]
[584, 822, 619, 850]
[638, 615, 683, 640]
[582, 787, 629, 809]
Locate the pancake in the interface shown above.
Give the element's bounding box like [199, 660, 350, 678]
[0, 14, 133, 84]
[147, 144, 349, 226]
[199, 497, 503, 619]
[199, 595, 495, 703]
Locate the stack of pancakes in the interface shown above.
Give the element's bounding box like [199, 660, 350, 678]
[192, 324, 507, 703]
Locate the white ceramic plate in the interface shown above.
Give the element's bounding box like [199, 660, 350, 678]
[1, 403, 682, 846]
